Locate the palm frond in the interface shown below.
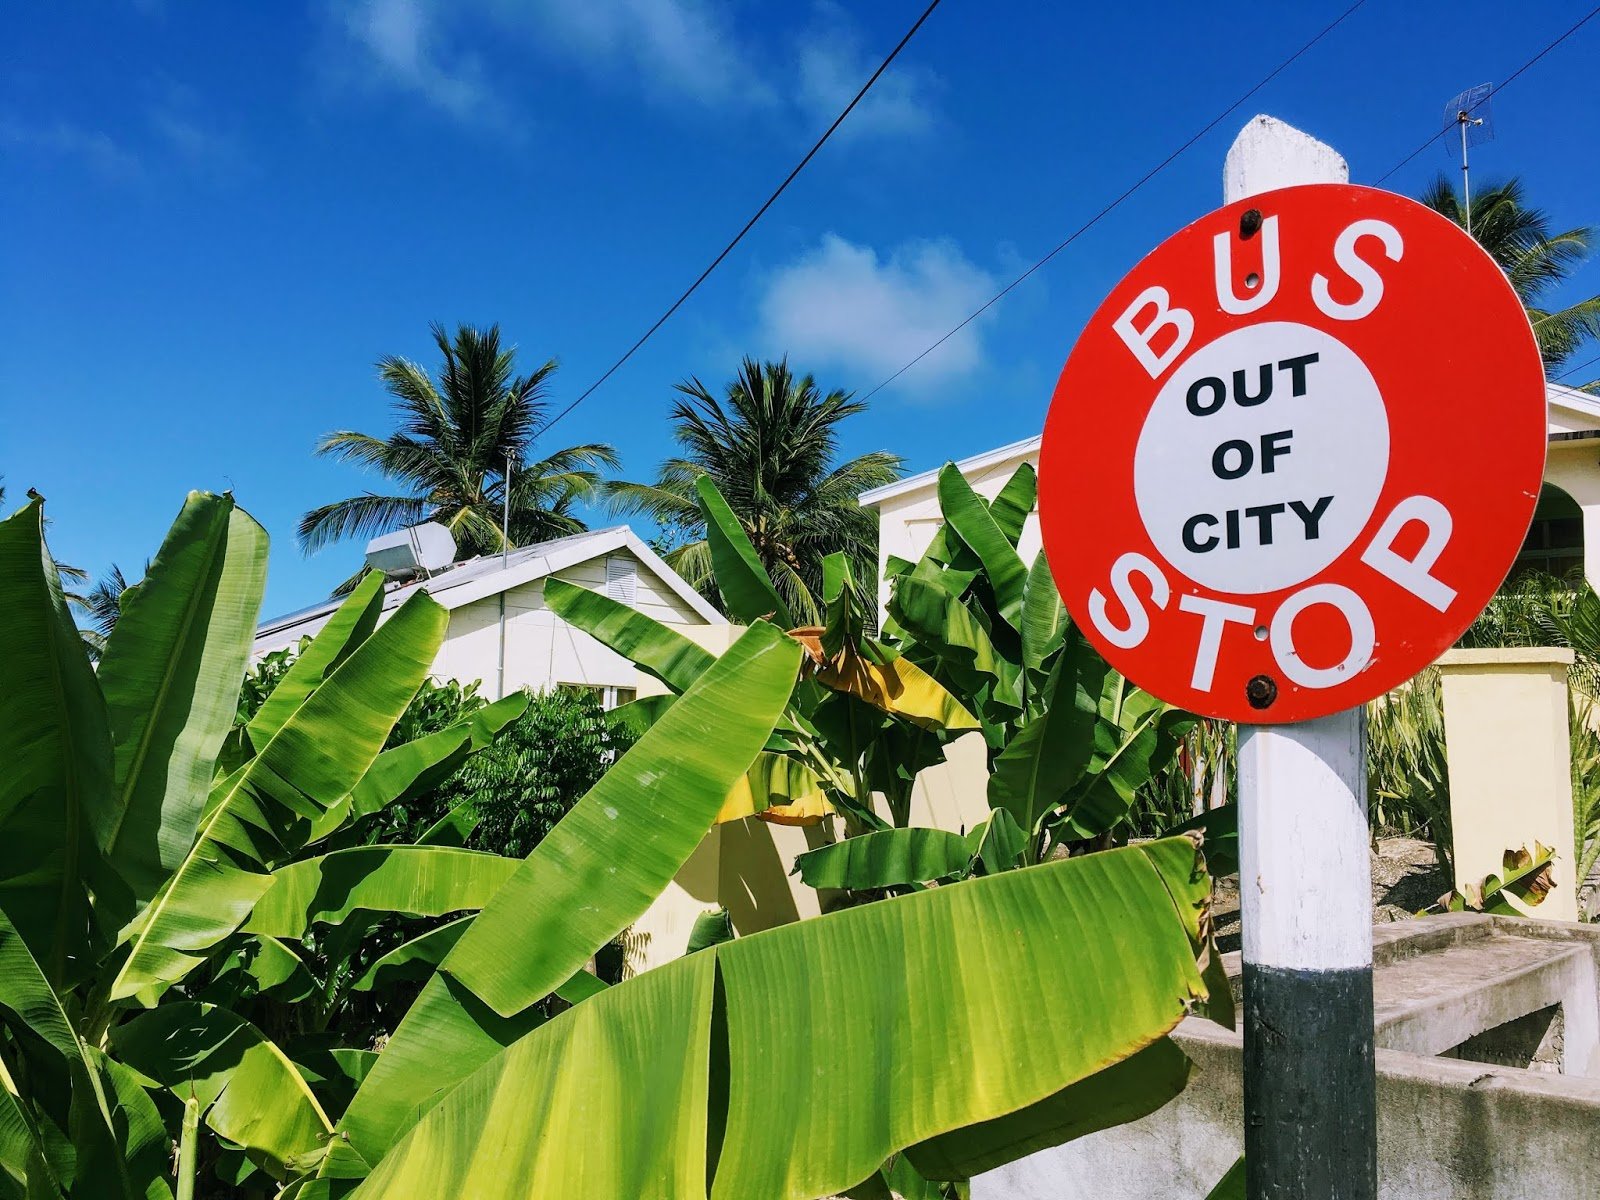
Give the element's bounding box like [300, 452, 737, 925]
[296, 494, 430, 553]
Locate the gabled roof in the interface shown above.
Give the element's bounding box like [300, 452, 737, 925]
[255, 525, 724, 652]
[861, 381, 1600, 508]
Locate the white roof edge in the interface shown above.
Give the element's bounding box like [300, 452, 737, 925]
[430, 527, 633, 610]
[859, 434, 1044, 508]
[256, 524, 726, 647]
[1547, 380, 1600, 426]
[426, 526, 726, 623]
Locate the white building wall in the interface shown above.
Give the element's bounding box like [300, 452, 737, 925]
[870, 441, 1043, 615]
[424, 548, 711, 697]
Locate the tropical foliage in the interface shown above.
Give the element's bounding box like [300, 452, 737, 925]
[297, 323, 617, 570]
[1422, 176, 1600, 385]
[608, 356, 902, 623]
[0, 491, 527, 1197]
[0, 483, 1224, 1198]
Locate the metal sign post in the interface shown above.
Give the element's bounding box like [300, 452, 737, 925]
[1037, 114, 1547, 1198]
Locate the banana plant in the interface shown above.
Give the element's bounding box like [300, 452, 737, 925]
[766, 462, 1197, 893]
[546, 475, 982, 833]
[330, 835, 1222, 1199]
[0, 493, 527, 1198]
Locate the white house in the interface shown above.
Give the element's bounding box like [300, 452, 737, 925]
[253, 525, 726, 701]
[860, 381, 1600, 609]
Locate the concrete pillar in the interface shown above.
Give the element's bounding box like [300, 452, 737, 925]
[1438, 648, 1580, 922]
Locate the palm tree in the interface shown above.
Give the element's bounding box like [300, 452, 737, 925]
[299, 324, 617, 574]
[1422, 176, 1600, 385]
[609, 357, 902, 624]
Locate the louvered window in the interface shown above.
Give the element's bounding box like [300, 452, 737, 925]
[605, 555, 637, 604]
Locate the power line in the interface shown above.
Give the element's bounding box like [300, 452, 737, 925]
[543, 0, 944, 434]
[1374, 4, 1600, 184]
[856, 0, 1371, 402]
[1556, 350, 1600, 385]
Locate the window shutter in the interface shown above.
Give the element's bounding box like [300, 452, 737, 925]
[605, 555, 637, 605]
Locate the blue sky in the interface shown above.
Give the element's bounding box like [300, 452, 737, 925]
[4, 0, 1598, 616]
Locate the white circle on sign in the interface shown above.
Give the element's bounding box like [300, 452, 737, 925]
[1133, 321, 1389, 594]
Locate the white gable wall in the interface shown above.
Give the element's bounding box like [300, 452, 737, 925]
[431, 548, 707, 697]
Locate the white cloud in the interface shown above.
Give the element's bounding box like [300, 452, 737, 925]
[795, 4, 935, 139]
[340, 0, 498, 121]
[518, 0, 773, 109]
[758, 234, 997, 386]
[328, 0, 936, 140]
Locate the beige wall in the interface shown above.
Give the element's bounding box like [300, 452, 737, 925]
[1438, 648, 1581, 921]
[628, 623, 838, 971]
[627, 622, 993, 971]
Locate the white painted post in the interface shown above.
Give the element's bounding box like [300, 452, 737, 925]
[1226, 116, 1377, 1200]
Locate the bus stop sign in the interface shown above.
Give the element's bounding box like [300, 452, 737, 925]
[1038, 183, 1546, 723]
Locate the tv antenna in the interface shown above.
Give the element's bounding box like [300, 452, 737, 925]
[1443, 83, 1494, 235]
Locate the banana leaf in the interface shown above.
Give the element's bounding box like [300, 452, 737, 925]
[544, 578, 716, 693]
[332, 620, 801, 1166]
[937, 464, 1028, 632]
[1019, 551, 1066, 673]
[309, 691, 528, 842]
[987, 463, 1037, 547]
[694, 476, 791, 626]
[344, 839, 1211, 1199]
[969, 809, 1026, 875]
[97, 492, 268, 902]
[1206, 1157, 1247, 1199]
[244, 847, 520, 938]
[0, 500, 115, 977]
[818, 553, 865, 661]
[905, 1037, 1191, 1180]
[0, 909, 148, 1200]
[111, 593, 447, 1002]
[717, 753, 833, 825]
[351, 917, 473, 993]
[1166, 805, 1239, 878]
[793, 828, 974, 889]
[817, 642, 977, 732]
[208, 935, 316, 1003]
[988, 633, 1106, 844]
[1061, 683, 1195, 840]
[245, 573, 384, 751]
[685, 909, 734, 955]
[889, 575, 1020, 715]
[112, 1002, 332, 1180]
[606, 693, 677, 737]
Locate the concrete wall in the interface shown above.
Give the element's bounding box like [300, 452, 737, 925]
[1438, 648, 1581, 922]
[975, 1016, 1600, 1200]
[977, 916, 1600, 1199]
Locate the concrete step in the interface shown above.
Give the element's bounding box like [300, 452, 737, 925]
[1371, 932, 1592, 1057]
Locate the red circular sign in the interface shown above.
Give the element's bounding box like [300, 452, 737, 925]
[1039, 183, 1546, 723]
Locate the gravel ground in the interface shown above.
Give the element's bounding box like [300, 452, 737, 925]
[1211, 836, 1449, 954]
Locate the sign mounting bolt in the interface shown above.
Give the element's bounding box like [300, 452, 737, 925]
[1246, 674, 1277, 709]
[1240, 208, 1263, 239]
